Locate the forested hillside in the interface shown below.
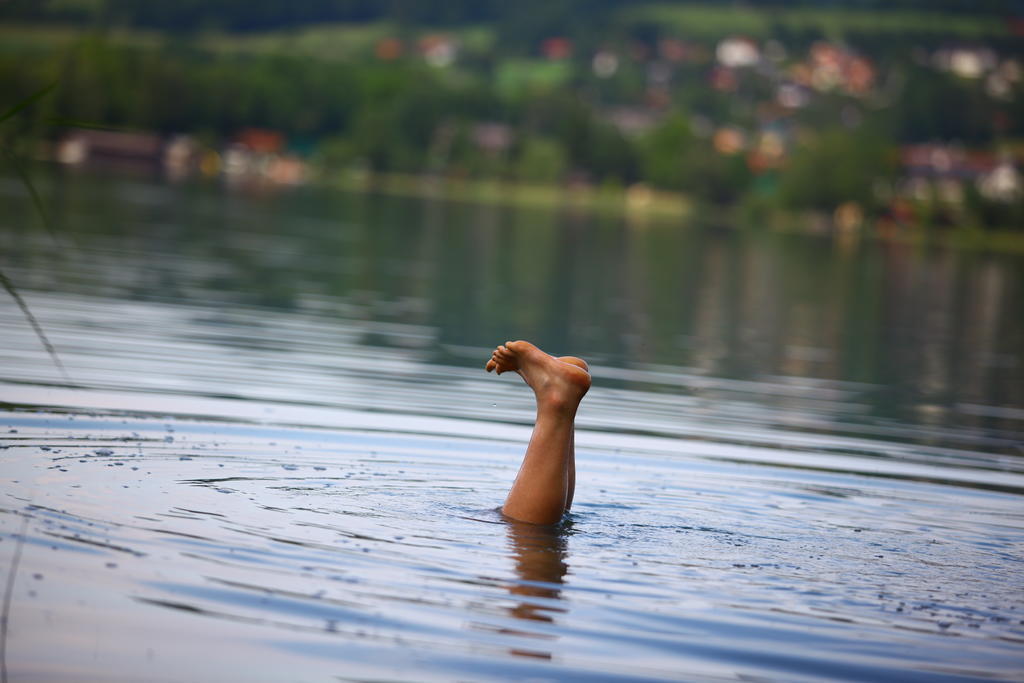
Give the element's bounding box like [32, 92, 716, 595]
[2, 0, 1021, 230]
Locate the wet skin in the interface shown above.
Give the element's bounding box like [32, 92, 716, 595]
[486, 341, 591, 525]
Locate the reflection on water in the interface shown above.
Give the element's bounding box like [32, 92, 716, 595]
[3, 172, 1020, 437]
[501, 520, 569, 659]
[1, 171, 1023, 681]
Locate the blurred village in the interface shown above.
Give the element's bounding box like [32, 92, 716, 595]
[3, 1, 1023, 239]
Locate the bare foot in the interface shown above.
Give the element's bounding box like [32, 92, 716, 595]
[486, 349, 588, 375]
[486, 341, 591, 412]
[557, 356, 588, 373]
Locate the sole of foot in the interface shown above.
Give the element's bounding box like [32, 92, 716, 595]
[489, 340, 591, 411]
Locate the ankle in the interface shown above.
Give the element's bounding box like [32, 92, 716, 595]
[537, 392, 579, 415]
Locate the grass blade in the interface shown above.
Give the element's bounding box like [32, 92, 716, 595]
[2, 147, 56, 243]
[0, 510, 30, 683]
[1, 81, 76, 382]
[0, 270, 72, 385]
[0, 82, 57, 126]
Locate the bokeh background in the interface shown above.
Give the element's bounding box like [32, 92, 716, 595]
[2, 0, 1023, 236]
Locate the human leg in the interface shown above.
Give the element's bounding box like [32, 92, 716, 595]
[486, 341, 590, 524]
[486, 350, 588, 513]
[554, 356, 587, 511]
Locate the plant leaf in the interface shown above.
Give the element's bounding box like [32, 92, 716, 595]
[0, 81, 57, 126]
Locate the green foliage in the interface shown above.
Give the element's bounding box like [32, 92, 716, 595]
[515, 137, 567, 183]
[891, 64, 1000, 144]
[964, 182, 1024, 231]
[778, 128, 894, 211]
[622, 4, 1010, 40]
[313, 135, 357, 174]
[639, 114, 693, 190]
[692, 149, 754, 206]
[495, 60, 572, 98]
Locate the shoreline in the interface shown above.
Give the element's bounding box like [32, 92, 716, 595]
[327, 170, 694, 219]
[20, 162, 1024, 254]
[324, 169, 1024, 254]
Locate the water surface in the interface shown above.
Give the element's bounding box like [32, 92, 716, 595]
[1, 172, 1023, 681]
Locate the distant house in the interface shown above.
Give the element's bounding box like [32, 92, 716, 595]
[163, 135, 200, 178]
[787, 42, 876, 96]
[56, 130, 206, 178]
[592, 50, 619, 78]
[235, 128, 285, 155]
[900, 144, 996, 181]
[933, 47, 997, 79]
[418, 35, 458, 68]
[716, 37, 760, 68]
[56, 130, 164, 165]
[223, 128, 306, 185]
[541, 37, 572, 61]
[978, 160, 1022, 202]
[898, 143, 1022, 204]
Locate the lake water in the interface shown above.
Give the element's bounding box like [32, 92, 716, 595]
[1, 170, 1023, 681]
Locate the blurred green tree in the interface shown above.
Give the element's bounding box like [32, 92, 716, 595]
[639, 113, 694, 189]
[515, 137, 567, 183]
[779, 128, 894, 212]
